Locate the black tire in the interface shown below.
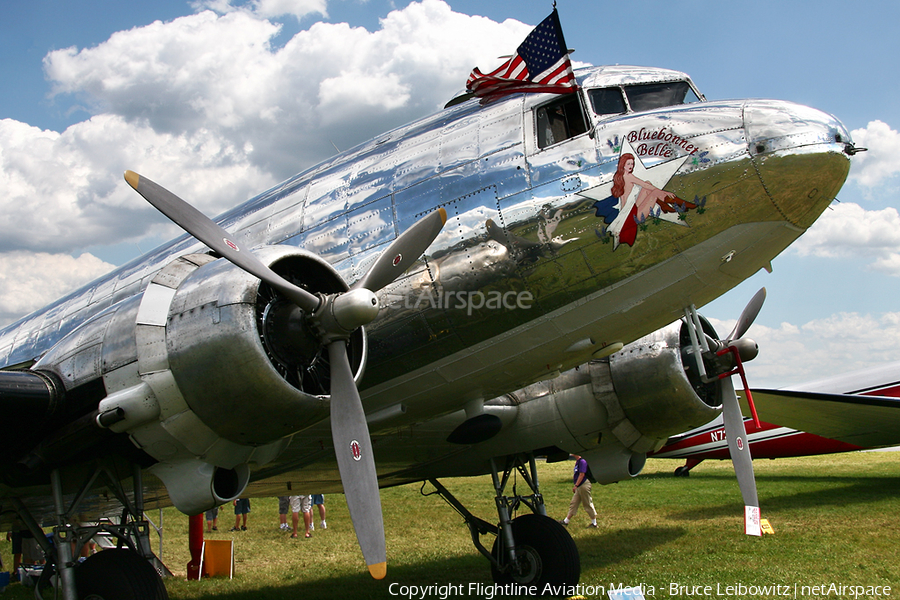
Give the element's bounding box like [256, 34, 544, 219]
[74, 549, 168, 600]
[674, 466, 691, 477]
[490, 513, 580, 594]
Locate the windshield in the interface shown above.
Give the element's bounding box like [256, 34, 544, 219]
[589, 88, 627, 116]
[625, 81, 700, 112]
[588, 81, 701, 117]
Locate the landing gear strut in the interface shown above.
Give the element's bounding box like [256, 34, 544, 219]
[424, 453, 580, 592]
[10, 461, 169, 600]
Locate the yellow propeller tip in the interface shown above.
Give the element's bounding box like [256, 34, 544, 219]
[124, 170, 140, 190]
[367, 562, 387, 580]
[437, 207, 448, 225]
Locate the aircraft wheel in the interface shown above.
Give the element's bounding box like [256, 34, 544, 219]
[674, 466, 691, 477]
[75, 549, 168, 600]
[490, 513, 580, 593]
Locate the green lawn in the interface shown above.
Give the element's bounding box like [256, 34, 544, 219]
[2, 451, 897, 599]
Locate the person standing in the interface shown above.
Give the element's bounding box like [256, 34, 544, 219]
[205, 507, 219, 532]
[310, 494, 326, 530]
[277, 497, 290, 531]
[560, 454, 597, 528]
[289, 495, 312, 539]
[231, 498, 250, 531]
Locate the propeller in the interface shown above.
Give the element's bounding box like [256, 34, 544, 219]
[125, 170, 447, 577]
[716, 287, 765, 429]
[683, 287, 766, 536]
[725, 287, 766, 344]
[124, 172, 322, 314]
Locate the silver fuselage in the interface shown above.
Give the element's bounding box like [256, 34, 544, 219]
[0, 65, 852, 501]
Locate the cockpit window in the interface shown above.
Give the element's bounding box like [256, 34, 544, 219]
[535, 95, 589, 149]
[588, 81, 701, 117]
[589, 88, 627, 116]
[624, 81, 700, 112]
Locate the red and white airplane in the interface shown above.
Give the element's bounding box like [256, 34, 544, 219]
[652, 362, 900, 475]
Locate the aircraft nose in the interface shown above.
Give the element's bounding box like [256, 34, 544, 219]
[743, 100, 853, 229]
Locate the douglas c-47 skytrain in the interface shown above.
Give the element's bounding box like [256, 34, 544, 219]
[0, 10, 859, 599]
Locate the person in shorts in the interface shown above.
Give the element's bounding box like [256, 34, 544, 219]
[205, 506, 219, 532]
[231, 498, 251, 531]
[277, 496, 290, 531]
[289, 495, 312, 539]
[310, 494, 326, 531]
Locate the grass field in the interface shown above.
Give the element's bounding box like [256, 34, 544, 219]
[2, 452, 897, 599]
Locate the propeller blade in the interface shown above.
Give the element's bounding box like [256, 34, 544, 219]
[726, 287, 766, 343]
[125, 171, 320, 313]
[327, 340, 386, 579]
[719, 375, 762, 536]
[352, 208, 447, 293]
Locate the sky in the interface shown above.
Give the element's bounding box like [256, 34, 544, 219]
[2, 0, 900, 389]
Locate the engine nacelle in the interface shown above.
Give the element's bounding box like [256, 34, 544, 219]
[590, 317, 722, 454]
[464, 317, 722, 485]
[148, 460, 251, 517]
[582, 444, 647, 485]
[35, 245, 365, 515]
[160, 247, 365, 446]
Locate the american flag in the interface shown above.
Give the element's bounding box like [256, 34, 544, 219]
[466, 9, 577, 103]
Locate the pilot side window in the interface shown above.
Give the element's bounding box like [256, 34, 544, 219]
[535, 95, 589, 149]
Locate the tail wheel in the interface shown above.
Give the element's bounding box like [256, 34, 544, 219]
[74, 549, 168, 600]
[490, 513, 580, 592]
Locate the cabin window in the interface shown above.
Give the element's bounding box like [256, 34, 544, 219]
[535, 95, 589, 149]
[623, 81, 700, 112]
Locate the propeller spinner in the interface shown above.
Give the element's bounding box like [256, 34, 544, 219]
[125, 171, 447, 577]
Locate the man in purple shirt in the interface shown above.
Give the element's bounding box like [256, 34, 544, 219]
[560, 454, 597, 528]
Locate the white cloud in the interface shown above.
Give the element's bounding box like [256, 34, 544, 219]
[251, 0, 327, 20]
[848, 120, 900, 188]
[21, 0, 532, 244]
[0, 252, 115, 326]
[790, 202, 900, 276]
[0, 0, 535, 327]
[191, 0, 328, 21]
[709, 313, 900, 389]
[871, 253, 900, 274]
[43, 11, 286, 135]
[41, 1, 530, 178]
[0, 115, 272, 254]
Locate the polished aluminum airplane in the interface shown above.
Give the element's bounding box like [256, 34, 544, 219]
[0, 60, 857, 597]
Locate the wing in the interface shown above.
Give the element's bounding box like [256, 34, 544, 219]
[740, 389, 900, 449]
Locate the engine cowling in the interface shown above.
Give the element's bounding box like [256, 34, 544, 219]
[449, 316, 724, 485]
[34, 245, 366, 514]
[590, 316, 722, 455]
[159, 247, 366, 446]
